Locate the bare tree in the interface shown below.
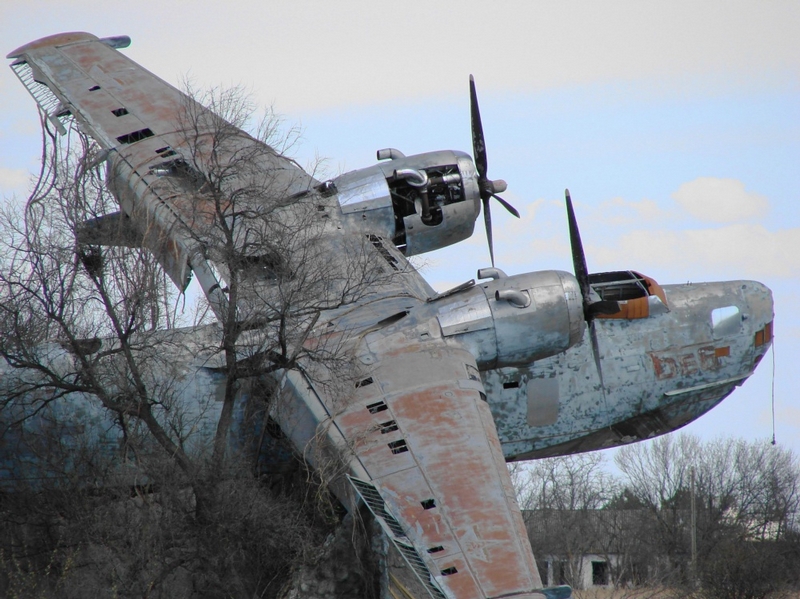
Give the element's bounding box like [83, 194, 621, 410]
[513, 436, 800, 597]
[516, 453, 620, 589]
[0, 85, 386, 598]
[615, 434, 800, 598]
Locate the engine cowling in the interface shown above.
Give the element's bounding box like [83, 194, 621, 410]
[433, 270, 585, 369]
[330, 149, 481, 256]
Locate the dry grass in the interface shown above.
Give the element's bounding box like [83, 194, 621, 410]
[572, 589, 800, 599]
[573, 589, 675, 599]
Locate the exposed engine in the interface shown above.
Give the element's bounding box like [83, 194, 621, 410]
[330, 149, 482, 256]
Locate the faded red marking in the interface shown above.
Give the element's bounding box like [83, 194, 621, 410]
[650, 354, 678, 379]
[651, 345, 726, 380]
[679, 352, 699, 376]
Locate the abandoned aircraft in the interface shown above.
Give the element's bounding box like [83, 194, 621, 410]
[3, 32, 774, 599]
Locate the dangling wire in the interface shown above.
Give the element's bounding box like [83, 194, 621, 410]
[771, 338, 777, 445]
[26, 108, 59, 213]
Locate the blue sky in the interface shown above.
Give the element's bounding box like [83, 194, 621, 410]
[1, 1, 798, 461]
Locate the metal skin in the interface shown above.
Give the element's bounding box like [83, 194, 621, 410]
[486, 280, 774, 460]
[4, 33, 773, 599]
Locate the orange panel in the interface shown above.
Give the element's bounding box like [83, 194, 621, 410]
[755, 330, 765, 347]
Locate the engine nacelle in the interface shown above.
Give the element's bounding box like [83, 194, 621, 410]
[432, 270, 585, 369]
[330, 149, 481, 256]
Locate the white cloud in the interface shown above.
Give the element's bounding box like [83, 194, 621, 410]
[0, 167, 30, 197]
[775, 406, 800, 431]
[4, 2, 799, 113]
[592, 196, 673, 227]
[592, 223, 800, 280]
[671, 177, 769, 223]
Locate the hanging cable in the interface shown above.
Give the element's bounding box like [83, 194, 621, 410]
[771, 338, 776, 445]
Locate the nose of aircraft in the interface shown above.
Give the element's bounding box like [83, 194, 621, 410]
[742, 280, 774, 366]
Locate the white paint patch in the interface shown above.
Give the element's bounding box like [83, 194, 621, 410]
[671, 177, 769, 223]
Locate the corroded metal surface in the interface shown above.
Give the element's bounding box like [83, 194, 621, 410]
[8, 31, 317, 309]
[7, 32, 552, 599]
[486, 280, 774, 460]
[5, 32, 776, 599]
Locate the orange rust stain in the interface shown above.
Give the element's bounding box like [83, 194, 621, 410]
[642, 274, 668, 307]
[334, 344, 542, 596]
[63, 41, 129, 73]
[597, 298, 648, 319]
[714, 346, 730, 358]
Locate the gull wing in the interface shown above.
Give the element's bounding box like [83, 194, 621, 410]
[8, 32, 318, 295]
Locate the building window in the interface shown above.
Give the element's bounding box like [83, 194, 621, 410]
[591, 560, 608, 586]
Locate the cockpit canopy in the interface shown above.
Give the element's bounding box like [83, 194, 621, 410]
[589, 270, 668, 319]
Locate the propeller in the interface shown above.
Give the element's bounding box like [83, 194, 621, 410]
[469, 75, 520, 266]
[564, 189, 619, 390]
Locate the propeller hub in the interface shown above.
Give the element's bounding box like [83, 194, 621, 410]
[489, 179, 507, 194]
[481, 178, 508, 196]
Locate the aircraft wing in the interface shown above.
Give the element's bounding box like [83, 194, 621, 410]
[8, 32, 319, 296]
[334, 334, 545, 598]
[8, 33, 558, 599]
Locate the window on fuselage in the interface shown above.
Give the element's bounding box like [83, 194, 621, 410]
[711, 305, 741, 338]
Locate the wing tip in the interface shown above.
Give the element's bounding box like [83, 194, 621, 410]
[7, 31, 99, 59]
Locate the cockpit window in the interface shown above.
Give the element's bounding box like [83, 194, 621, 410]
[589, 271, 649, 302]
[588, 270, 668, 320]
[711, 306, 741, 338]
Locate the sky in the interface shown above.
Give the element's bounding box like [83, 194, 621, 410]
[1, 1, 798, 464]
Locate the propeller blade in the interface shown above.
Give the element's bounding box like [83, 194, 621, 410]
[469, 75, 488, 181]
[589, 321, 606, 390]
[589, 320, 612, 418]
[493, 194, 521, 219]
[483, 197, 495, 266]
[564, 189, 615, 406]
[565, 189, 591, 305]
[471, 75, 519, 264]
